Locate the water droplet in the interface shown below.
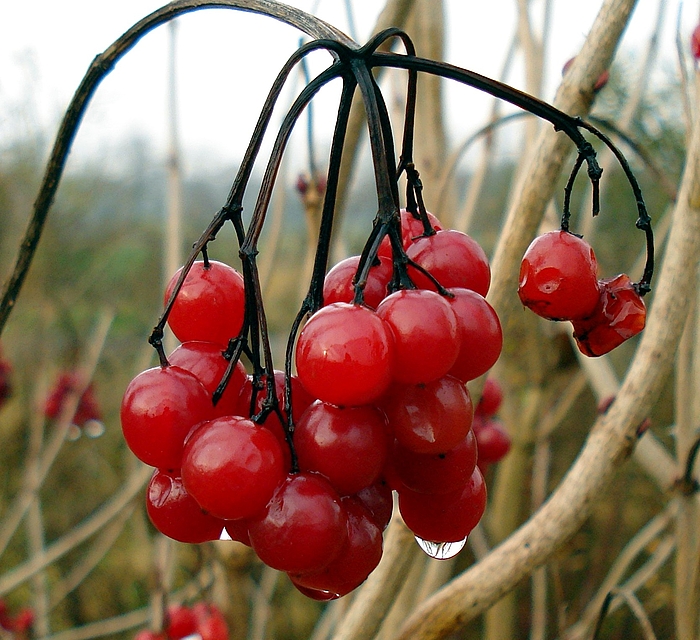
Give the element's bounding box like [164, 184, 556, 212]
[83, 419, 105, 438]
[219, 528, 232, 541]
[415, 536, 466, 559]
[66, 424, 82, 441]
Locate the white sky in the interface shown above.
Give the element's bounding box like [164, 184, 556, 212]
[0, 0, 696, 175]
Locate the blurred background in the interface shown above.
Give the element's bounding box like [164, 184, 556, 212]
[0, 0, 696, 638]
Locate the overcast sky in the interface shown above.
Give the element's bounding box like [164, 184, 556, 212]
[0, 0, 694, 175]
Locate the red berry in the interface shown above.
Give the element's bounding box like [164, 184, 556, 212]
[383, 375, 473, 454]
[198, 608, 229, 640]
[237, 371, 315, 469]
[323, 255, 392, 309]
[248, 472, 347, 574]
[562, 56, 609, 92]
[377, 208, 444, 258]
[446, 288, 502, 382]
[398, 466, 487, 542]
[294, 401, 389, 495]
[352, 479, 394, 530]
[121, 366, 214, 470]
[168, 341, 246, 418]
[472, 415, 511, 464]
[45, 372, 102, 426]
[224, 518, 252, 546]
[691, 24, 700, 60]
[391, 429, 478, 495]
[134, 631, 166, 640]
[518, 230, 600, 320]
[181, 416, 285, 520]
[572, 273, 646, 357]
[406, 229, 491, 297]
[295, 303, 394, 407]
[165, 260, 245, 347]
[377, 289, 460, 385]
[289, 498, 383, 597]
[146, 470, 224, 543]
[166, 604, 198, 640]
[475, 378, 503, 417]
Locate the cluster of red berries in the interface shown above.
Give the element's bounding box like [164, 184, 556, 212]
[518, 230, 646, 356]
[0, 344, 12, 411]
[121, 207, 505, 600]
[44, 371, 104, 439]
[134, 602, 228, 640]
[472, 378, 511, 474]
[0, 600, 34, 638]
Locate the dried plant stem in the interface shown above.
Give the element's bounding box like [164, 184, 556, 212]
[616, 589, 658, 640]
[393, 59, 700, 640]
[0, 463, 152, 597]
[565, 501, 676, 639]
[673, 277, 700, 640]
[0, 310, 114, 557]
[248, 565, 280, 640]
[49, 507, 134, 610]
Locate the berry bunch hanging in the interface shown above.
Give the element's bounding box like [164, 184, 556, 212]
[115, 22, 653, 601]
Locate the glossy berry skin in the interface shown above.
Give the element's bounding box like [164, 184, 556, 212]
[377, 289, 460, 385]
[121, 365, 214, 470]
[383, 375, 473, 454]
[572, 273, 646, 357]
[406, 230, 491, 297]
[398, 466, 487, 542]
[323, 255, 392, 309]
[165, 260, 245, 347]
[237, 371, 315, 469]
[447, 288, 503, 382]
[248, 472, 348, 574]
[472, 415, 511, 465]
[168, 341, 246, 418]
[377, 208, 444, 258]
[181, 416, 285, 520]
[146, 469, 224, 543]
[391, 429, 478, 495]
[294, 401, 389, 495]
[296, 303, 394, 407]
[518, 230, 600, 321]
[289, 498, 383, 597]
[353, 479, 394, 530]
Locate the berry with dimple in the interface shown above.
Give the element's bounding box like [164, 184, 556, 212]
[248, 472, 348, 574]
[377, 289, 459, 385]
[572, 273, 646, 356]
[288, 497, 383, 598]
[382, 375, 473, 454]
[406, 229, 491, 297]
[323, 255, 393, 309]
[398, 466, 487, 543]
[295, 303, 394, 407]
[294, 401, 389, 495]
[446, 288, 502, 382]
[518, 230, 600, 321]
[146, 469, 224, 543]
[165, 260, 245, 347]
[181, 416, 285, 520]
[168, 341, 246, 417]
[121, 365, 214, 470]
[377, 208, 444, 258]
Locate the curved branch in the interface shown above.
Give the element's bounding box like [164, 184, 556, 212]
[0, 0, 355, 336]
